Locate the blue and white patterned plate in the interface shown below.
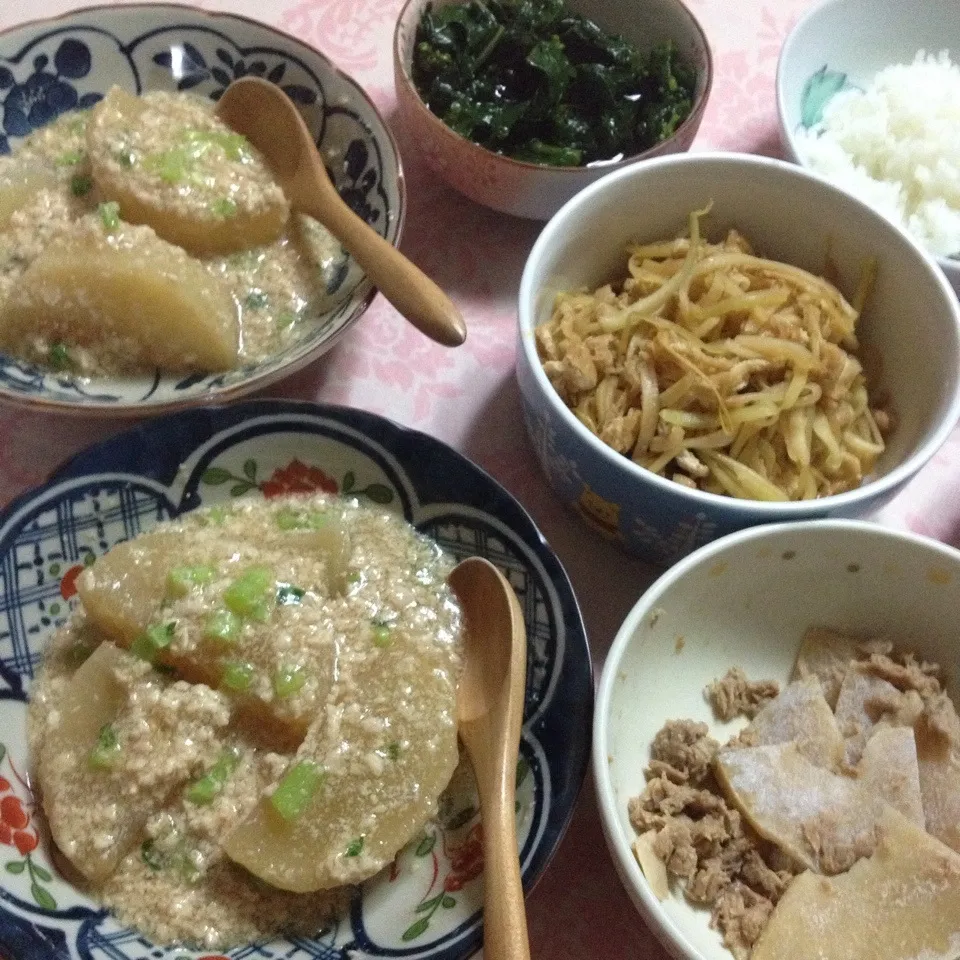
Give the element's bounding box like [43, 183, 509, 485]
[0, 5, 404, 415]
[0, 399, 592, 960]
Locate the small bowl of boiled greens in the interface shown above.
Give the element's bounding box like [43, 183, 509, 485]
[393, 0, 713, 219]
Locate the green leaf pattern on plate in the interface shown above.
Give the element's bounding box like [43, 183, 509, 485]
[800, 65, 850, 128]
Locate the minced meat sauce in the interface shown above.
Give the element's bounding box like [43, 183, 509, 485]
[28, 494, 464, 948]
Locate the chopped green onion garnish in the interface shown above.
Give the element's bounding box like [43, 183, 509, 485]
[275, 507, 328, 531]
[88, 724, 121, 770]
[56, 149, 84, 167]
[98, 201, 121, 231]
[221, 660, 255, 692]
[270, 761, 325, 821]
[372, 623, 392, 648]
[346, 836, 365, 857]
[130, 621, 175, 663]
[145, 146, 190, 184]
[273, 663, 306, 697]
[70, 173, 92, 197]
[277, 310, 297, 330]
[185, 747, 241, 805]
[113, 149, 134, 169]
[212, 196, 237, 218]
[224, 566, 274, 621]
[244, 290, 268, 310]
[182, 129, 251, 161]
[276, 584, 305, 606]
[387, 741, 401, 760]
[140, 839, 164, 870]
[207, 505, 229, 526]
[48, 342, 71, 371]
[167, 564, 216, 598]
[203, 609, 242, 644]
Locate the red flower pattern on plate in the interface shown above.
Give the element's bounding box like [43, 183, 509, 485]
[260, 459, 339, 498]
[443, 823, 484, 892]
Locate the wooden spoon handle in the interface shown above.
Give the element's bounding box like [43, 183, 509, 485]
[477, 765, 531, 960]
[304, 185, 466, 348]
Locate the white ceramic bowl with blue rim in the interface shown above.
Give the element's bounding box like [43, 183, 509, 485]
[776, 0, 960, 297]
[515, 151, 960, 567]
[0, 4, 404, 415]
[0, 398, 592, 960]
[593, 518, 960, 960]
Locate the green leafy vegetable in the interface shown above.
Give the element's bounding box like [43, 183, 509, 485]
[411, 0, 696, 165]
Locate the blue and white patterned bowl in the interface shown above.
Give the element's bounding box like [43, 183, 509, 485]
[776, 0, 960, 296]
[0, 399, 592, 960]
[516, 152, 960, 567]
[0, 4, 404, 415]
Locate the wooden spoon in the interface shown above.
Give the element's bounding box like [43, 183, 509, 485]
[448, 557, 531, 960]
[217, 76, 466, 347]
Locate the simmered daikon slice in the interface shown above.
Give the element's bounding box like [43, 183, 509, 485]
[715, 742, 890, 874]
[0, 214, 239, 373]
[88, 87, 288, 255]
[740, 676, 844, 769]
[223, 600, 461, 892]
[37, 642, 230, 882]
[0, 164, 59, 229]
[77, 502, 350, 745]
[752, 808, 960, 960]
[855, 726, 925, 827]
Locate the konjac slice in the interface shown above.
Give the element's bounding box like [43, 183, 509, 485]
[915, 715, 960, 853]
[790, 627, 863, 708]
[855, 726, 925, 827]
[739, 676, 844, 768]
[37, 642, 230, 882]
[223, 586, 462, 892]
[751, 808, 960, 960]
[88, 87, 289, 255]
[714, 742, 890, 873]
[0, 215, 239, 373]
[834, 666, 912, 765]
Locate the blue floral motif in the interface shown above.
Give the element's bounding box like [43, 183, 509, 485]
[0, 39, 101, 153]
[329, 137, 381, 226]
[152, 43, 317, 104]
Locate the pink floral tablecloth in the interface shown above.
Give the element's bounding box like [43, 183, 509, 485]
[1, 0, 958, 955]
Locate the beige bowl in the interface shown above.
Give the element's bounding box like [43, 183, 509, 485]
[393, 0, 712, 220]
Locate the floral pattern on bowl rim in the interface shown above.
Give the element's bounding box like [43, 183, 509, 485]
[0, 4, 404, 415]
[0, 399, 592, 960]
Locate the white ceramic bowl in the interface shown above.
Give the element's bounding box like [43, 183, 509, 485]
[777, 0, 960, 296]
[593, 519, 960, 960]
[0, 4, 404, 415]
[393, 0, 712, 220]
[516, 152, 960, 566]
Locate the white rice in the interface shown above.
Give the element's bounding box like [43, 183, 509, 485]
[796, 50, 960, 258]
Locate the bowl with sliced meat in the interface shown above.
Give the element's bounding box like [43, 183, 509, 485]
[0, 4, 404, 414]
[594, 518, 960, 960]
